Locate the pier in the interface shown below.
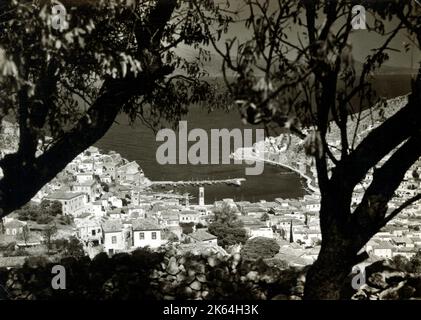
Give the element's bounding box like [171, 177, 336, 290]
[151, 178, 246, 187]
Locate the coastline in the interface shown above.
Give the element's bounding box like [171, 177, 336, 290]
[231, 153, 319, 195]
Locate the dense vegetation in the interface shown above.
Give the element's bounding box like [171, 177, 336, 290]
[208, 205, 249, 248]
[241, 237, 280, 261]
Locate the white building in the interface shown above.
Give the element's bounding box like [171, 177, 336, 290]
[102, 220, 125, 255]
[198, 187, 205, 206]
[72, 180, 98, 202]
[44, 192, 87, 216]
[132, 219, 163, 248]
[76, 172, 94, 183]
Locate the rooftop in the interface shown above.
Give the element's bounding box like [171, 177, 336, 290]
[189, 229, 217, 242]
[45, 192, 85, 200]
[74, 180, 97, 187]
[102, 220, 123, 233]
[132, 219, 160, 231]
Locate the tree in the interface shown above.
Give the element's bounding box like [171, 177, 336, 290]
[42, 223, 57, 253]
[164, 230, 179, 242]
[180, 222, 195, 235]
[0, 0, 228, 217]
[289, 220, 294, 243]
[241, 237, 280, 260]
[17, 225, 30, 245]
[36, 213, 54, 225]
[39, 200, 62, 216]
[49, 201, 63, 216]
[199, 0, 421, 298]
[391, 255, 412, 273]
[410, 251, 421, 274]
[100, 182, 110, 192]
[54, 236, 85, 258]
[208, 203, 248, 248]
[16, 203, 38, 221]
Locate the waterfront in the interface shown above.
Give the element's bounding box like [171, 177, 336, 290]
[95, 74, 413, 203]
[95, 106, 307, 203]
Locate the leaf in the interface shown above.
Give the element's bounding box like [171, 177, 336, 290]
[120, 61, 127, 77]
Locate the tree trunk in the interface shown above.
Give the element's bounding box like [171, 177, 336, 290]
[304, 246, 354, 299]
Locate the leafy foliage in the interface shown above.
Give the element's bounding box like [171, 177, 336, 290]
[15, 200, 64, 225]
[0, 0, 232, 217]
[197, 0, 421, 299]
[52, 236, 85, 259]
[208, 204, 248, 248]
[241, 237, 280, 261]
[180, 222, 195, 235]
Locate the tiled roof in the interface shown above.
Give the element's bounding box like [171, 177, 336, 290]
[373, 241, 395, 250]
[74, 180, 96, 187]
[45, 192, 85, 200]
[102, 220, 123, 233]
[132, 219, 160, 231]
[189, 230, 217, 242]
[180, 210, 198, 215]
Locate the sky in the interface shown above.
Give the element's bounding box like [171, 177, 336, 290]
[188, 0, 421, 70]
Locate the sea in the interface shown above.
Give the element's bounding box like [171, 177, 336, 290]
[95, 74, 414, 204]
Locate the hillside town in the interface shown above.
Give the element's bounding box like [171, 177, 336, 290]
[1, 95, 421, 270]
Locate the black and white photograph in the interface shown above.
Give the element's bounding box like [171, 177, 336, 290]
[0, 0, 420, 306]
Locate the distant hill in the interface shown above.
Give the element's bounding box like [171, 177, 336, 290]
[354, 60, 418, 75]
[175, 45, 418, 77]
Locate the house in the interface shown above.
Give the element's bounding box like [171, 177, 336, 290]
[76, 172, 94, 183]
[107, 195, 123, 208]
[239, 216, 274, 239]
[4, 220, 27, 236]
[392, 248, 417, 260]
[44, 192, 87, 216]
[127, 206, 146, 219]
[76, 217, 103, 245]
[391, 237, 415, 248]
[116, 161, 143, 183]
[294, 229, 322, 246]
[371, 241, 394, 259]
[86, 200, 106, 216]
[86, 146, 100, 156]
[250, 226, 274, 239]
[72, 180, 98, 202]
[179, 210, 200, 224]
[102, 161, 116, 179]
[99, 174, 113, 184]
[160, 210, 180, 228]
[187, 229, 218, 245]
[102, 220, 130, 255]
[305, 200, 320, 213]
[132, 219, 163, 248]
[79, 159, 95, 172]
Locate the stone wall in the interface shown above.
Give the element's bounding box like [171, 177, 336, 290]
[1, 247, 421, 300]
[0, 246, 306, 300]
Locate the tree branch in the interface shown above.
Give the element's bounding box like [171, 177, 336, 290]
[352, 131, 421, 236]
[331, 71, 421, 195]
[382, 193, 421, 226]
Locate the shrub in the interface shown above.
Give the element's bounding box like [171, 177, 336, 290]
[180, 222, 195, 235]
[241, 237, 280, 261]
